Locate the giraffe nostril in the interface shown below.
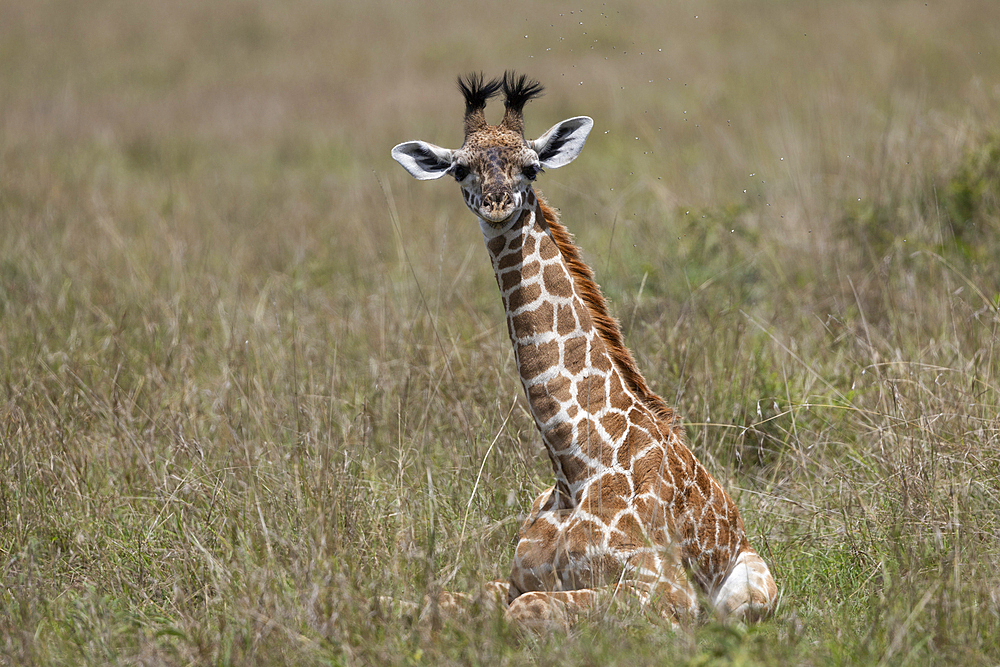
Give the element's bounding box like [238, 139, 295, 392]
[484, 191, 512, 210]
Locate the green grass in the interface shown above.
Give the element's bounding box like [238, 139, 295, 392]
[2, 0, 1000, 664]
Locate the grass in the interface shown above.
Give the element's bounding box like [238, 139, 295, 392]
[2, 0, 1000, 664]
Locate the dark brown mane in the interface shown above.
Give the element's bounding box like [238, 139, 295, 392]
[536, 196, 677, 426]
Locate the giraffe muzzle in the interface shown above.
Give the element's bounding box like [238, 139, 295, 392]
[481, 190, 516, 223]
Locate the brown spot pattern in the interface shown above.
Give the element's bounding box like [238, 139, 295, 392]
[511, 301, 553, 339]
[542, 264, 573, 298]
[546, 375, 573, 403]
[518, 339, 559, 381]
[556, 304, 577, 336]
[505, 283, 542, 313]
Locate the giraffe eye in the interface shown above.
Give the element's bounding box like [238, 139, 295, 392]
[451, 164, 469, 181]
[522, 164, 541, 181]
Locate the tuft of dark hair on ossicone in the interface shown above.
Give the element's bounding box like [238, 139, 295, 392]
[457, 72, 503, 115]
[501, 71, 544, 114]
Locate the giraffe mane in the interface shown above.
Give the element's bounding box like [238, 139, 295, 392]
[537, 196, 677, 426]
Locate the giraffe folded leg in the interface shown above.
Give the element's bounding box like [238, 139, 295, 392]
[711, 549, 778, 623]
[506, 579, 695, 632]
[419, 580, 510, 624]
[506, 589, 599, 631]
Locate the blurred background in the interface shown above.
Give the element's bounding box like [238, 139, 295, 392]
[2, 1, 1000, 664]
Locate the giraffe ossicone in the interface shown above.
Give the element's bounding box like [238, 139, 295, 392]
[391, 71, 778, 630]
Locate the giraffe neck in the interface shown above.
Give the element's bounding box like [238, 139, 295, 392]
[481, 190, 634, 499]
[480, 189, 755, 591]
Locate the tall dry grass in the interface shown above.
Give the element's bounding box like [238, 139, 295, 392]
[2, 0, 999, 664]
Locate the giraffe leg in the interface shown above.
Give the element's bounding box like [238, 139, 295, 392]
[419, 580, 510, 624]
[711, 549, 777, 623]
[506, 578, 695, 632]
[506, 589, 600, 631]
[441, 580, 510, 613]
[638, 547, 701, 626]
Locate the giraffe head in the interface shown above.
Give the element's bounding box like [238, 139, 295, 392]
[391, 72, 594, 227]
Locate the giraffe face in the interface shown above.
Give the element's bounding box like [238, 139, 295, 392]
[450, 128, 542, 226]
[392, 114, 594, 227]
[391, 73, 593, 227]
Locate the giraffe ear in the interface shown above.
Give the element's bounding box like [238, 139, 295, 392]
[391, 141, 455, 180]
[530, 116, 593, 169]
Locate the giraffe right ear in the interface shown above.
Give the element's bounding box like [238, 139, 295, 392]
[530, 116, 594, 169]
[391, 141, 455, 180]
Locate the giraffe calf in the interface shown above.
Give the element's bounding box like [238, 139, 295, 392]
[391, 72, 778, 631]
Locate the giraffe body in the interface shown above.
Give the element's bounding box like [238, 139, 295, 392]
[391, 72, 777, 629]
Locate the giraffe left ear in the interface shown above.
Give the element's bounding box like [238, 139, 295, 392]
[530, 116, 594, 169]
[391, 141, 455, 180]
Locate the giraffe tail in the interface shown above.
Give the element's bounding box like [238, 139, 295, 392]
[710, 549, 778, 623]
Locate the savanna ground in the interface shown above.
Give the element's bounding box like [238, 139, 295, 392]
[2, 0, 1000, 664]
